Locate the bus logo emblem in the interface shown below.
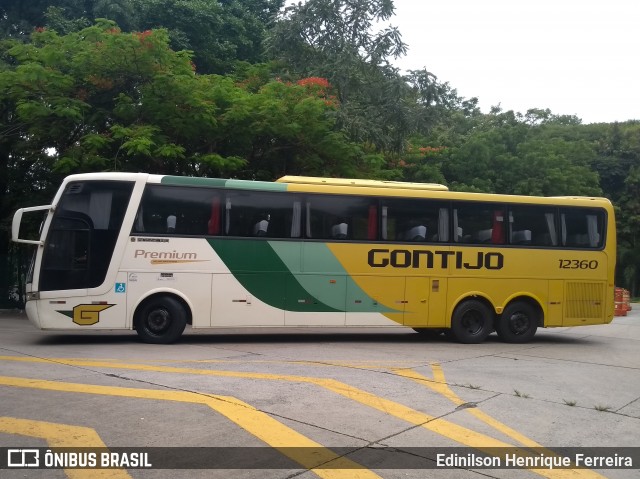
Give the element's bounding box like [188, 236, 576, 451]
[56, 304, 115, 326]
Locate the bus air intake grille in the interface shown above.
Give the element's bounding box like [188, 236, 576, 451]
[565, 282, 605, 319]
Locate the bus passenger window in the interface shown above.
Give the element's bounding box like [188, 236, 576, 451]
[508, 205, 558, 247]
[135, 185, 221, 236]
[560, 208, 604, 248]
[381, 198, 447, 243]
[307, 195, 371, 240]
[224, 191, 299, 239]
[454, 203, 505, 245]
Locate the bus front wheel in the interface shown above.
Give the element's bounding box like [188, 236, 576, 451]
[496, 302, 538, 343]
[135, 296, 187, 344]
[450, 300, 494, 344]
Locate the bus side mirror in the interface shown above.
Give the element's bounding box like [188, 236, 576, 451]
[12, 205, 52, 245]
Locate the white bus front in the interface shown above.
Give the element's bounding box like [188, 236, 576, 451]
[12, 176, 139, 331]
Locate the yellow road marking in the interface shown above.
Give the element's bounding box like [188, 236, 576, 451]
[0, 356, 606, 478]
[0, 376, 380, 479]
[393, 366, 605, 479]
[394, 365, 540, 446]
[178, 359, 421, 369]
[57, 357, 422, 369]
[0, 417, 130, 479]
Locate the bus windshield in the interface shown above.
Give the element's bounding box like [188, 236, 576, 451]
[39, 180, 134, 291]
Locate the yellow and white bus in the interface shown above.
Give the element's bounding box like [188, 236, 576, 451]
[12, 173, 616, 344]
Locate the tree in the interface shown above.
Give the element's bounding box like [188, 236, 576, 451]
[266, 0, 414, 152]
[0, 1, 137, 37]
[267, 0, 406, 83]
[1, 0, 284, 75]
[133, 0, 284, 74]
[617, 166, 640, 295]
[2, 21, 368, 177]
[1, 0, 55, 39]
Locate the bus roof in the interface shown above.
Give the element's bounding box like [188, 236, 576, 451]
[277, 176, 449, 191]
[57, 173, 612, 209]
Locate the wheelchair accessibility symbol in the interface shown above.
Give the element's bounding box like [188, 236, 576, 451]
[115, 283, 126, 293]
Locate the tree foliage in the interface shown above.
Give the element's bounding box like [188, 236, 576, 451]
[0, 0, 283, 73]
[1, 21, 369, 179]
[132, 0, 284, 74]
[266, 0, 414, 151]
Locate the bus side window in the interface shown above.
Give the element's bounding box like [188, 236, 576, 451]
[224, 191, 300, 239]
[560, 208, 603, 248]
[381, 198, 447, 243]
[306, 195, 371, 240]
[454, 203, 504, 245]
[135, 185, 221, 237]
[508, 205, 559, 247]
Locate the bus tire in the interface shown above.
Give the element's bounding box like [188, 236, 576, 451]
[450, 300, 494, 344]
[135, 296, 187, 344]
[496, 301, 538, 343]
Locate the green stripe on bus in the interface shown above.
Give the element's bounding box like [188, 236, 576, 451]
[224, 180, 288, 191]
[207, 239, 340, 312]
[269, 242, 397, 313]
[161, 176, 229, 187]
[161, 176, 288, 191]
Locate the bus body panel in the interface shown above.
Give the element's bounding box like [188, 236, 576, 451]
[210, 273, 285, 326]
[126, 275, 212, 329]
[35, 272, 128, 330]
[25, 300, 41, 329]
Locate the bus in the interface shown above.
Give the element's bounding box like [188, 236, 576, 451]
[11, 173, 616, 344]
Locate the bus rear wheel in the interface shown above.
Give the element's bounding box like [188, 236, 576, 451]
[496, 301, 538, 343]
[135, 296, 187, 344]
[450, 300, 494, 344]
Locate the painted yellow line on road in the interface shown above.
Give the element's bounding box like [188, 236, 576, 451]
[0, 376, 380, 479]
[393, 366, 605, 479]
[394, 366, 540, 446]
[178, 359, 421, 369]
[0, 417, 130, 479]
[48, 357, 421, 370]
[0, 355, 605, 477]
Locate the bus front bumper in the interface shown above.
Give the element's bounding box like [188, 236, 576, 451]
[25, 300, 41, 329]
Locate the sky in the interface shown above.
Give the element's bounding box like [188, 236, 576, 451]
[390, 0, 640, 124]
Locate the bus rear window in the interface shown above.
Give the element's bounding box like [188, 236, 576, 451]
[560, 208, 605, 248]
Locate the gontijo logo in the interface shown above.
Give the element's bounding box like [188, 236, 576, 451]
[368, 249, 504, 270]
[55, 304, 114, 325]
